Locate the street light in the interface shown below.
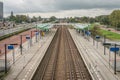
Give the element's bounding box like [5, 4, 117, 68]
[114, 44, 117, 74]
[4, 43, 18, 73]
[95, 35, 100, 48]
[30, 30, 39, 46]
[92, 31, 95, 46]
[104, 35, 106, 55]
[20, 34, 28, 55]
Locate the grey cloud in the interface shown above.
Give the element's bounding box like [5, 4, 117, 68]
[55, 0, 120, 10]
[4, 0, 120, 13]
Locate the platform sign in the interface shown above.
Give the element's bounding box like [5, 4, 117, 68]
[103, 43, 111, 46]
[110, 47, 119, 52]
[26, 35, 30, 39]
[96, 36, 100, 39]
[35, 32, 39, 35]
[85, 31, 90, 36]
[103, 43, 111, 45]
[8, 45, 14, 50]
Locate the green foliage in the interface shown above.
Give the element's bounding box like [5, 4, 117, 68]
[66, 17, 80, 23]
[49, 16, 56, 21]
[109, 10, 120, 29]
[90, 24, 101, 37]
[95, 15, 110, 25]
[38, 16, 42, 21]
[80, 17, 89, 23]
[9, 15, 31, 23]
[100, 29, 120, 40]
[9, 15, 42, 23]
[31, 16, 37, 22]
[88, 23, 120, 40]
[89, 17, 96, 23]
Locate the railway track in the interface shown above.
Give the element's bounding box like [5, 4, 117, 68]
[32, 26, 92, 80]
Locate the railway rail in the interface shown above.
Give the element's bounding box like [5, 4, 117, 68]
[32, 26, 92, 80]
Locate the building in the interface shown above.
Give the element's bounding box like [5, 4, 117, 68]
[11, 11, 13, 17]
[0, 2, 3, 20]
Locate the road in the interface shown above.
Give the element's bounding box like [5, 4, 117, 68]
[0, 23, 35, 36]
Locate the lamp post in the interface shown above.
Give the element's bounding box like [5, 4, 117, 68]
[20, 35, 22, 55]
[30, 31, 33, 46]
[111, 43, 119, 74]
[20, 34, 28, 55]
[31, 30, 39, 45]
[95, 35, 100, 48]
[92, 31, 95, 46]
[103, 42, 112, 69]
[36, 25, 38, 42]
[4, 43, 18, 73]
[5, 44, 7, 73]
[104, 35, 106, 55]
[109, 46, 111, 68]
[114, 44, 117, 74]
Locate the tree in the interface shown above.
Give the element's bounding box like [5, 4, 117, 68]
[95, 15, 109, 25]
[89, 17, 96, 23]
[80, 16, 89, 23]
[49, 16, 56, 21]
[31, 16, 37, 22]
[91, 25, 101, 37]
[14, 15, 28, 23]
[109, 10, 120, 30]
[38, 16, 42, 21]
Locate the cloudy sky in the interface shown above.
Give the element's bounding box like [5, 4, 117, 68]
[2, 0, 120, 18]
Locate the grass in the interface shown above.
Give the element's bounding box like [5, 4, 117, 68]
[0, 70, 11, 79]
[89, 24, 95, 29]
[100, 29, 120, 40]
[0, 71, 6, 79]
[87, 23, 120, 41]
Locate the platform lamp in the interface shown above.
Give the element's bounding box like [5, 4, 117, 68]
[20, 34, 28, 55]
[30, 30, 39, 46]
[104, 35, 106, 55]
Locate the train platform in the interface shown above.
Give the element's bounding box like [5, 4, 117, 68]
[3, 29, 56, 80]
[69, 29, 120, 80]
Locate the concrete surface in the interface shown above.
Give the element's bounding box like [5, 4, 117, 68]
[69, 29, 120, 80]
[3, 29, 56, 80]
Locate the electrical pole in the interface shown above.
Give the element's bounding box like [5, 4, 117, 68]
[20, 35, 22, 55]
[114, 44, 117, 74]
[104, 35, 106, 55]
[5, 44, 7, 73]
